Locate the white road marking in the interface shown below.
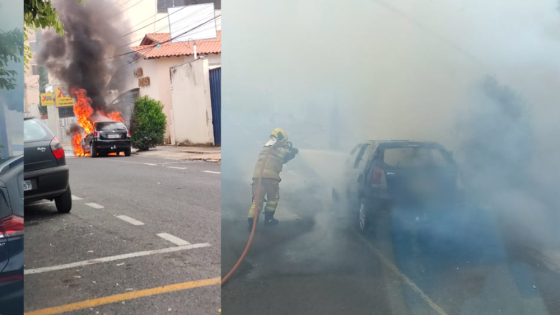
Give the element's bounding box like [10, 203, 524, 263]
[116, 215, 145, 226]
[157, 233, 190, 245]
[71, 195, 83, 200]
[204, 171, 221, 174]
[167, 166, 187, 170]
[24, 243, 211, 275]
[356, 233, 449, 315]
[145, 163, 157, 166]
[85, 203, 104, 209]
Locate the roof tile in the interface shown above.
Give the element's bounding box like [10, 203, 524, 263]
[131, 31, 221, 59]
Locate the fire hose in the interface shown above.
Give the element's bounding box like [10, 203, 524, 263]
[221, 141, 278, 286]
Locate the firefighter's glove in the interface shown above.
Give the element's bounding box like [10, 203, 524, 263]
[291, 148, 299, 155]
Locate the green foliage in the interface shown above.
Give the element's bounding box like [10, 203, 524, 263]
[130, 96, 167, 151]
[23, 0, 85, 67]
[24, 0, 85, 35]
[0, 28, 24, 90]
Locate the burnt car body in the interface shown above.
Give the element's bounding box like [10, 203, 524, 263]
[23, 118, 72, 213]
[0, 156, 24, 314]
[339, 140, 462, 232]
[82, 121, 131, 157]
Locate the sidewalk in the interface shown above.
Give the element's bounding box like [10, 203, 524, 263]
[135, 145, 221, 162]
[62, 144, 221, 162]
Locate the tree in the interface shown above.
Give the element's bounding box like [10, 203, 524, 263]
[23, 0, 85, 67]
[0, 29, 24, 90]
[129, 96, 167, 151]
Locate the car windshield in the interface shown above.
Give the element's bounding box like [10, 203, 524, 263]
[96, 122, 126, 131]
[383, 146, 452, 168]
[24, 120, 48, 142]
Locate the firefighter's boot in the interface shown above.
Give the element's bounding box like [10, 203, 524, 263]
[248, 217, 258, 232]
[264, 212, 279, 227]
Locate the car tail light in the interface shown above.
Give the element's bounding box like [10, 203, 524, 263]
[0, 274, 23, 283]
[0, 215, 24, 239]
[93, 130, 98, 137]
[127, 130, 131, 137]
[50, 137, 65, 159]
[370, 167, 386, 185]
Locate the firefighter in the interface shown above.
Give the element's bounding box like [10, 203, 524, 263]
[248, 128, 298, 231]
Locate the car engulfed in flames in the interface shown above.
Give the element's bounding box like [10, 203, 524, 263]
[70, 88, 127, 157]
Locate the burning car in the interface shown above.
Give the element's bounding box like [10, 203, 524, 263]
[81, 121, 131, 157]
[338, 140, 463, 232]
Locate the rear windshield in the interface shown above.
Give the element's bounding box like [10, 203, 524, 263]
[24, 120, 48, 142]
[96, 122, 127, 131]
[382, 147, 452, 168]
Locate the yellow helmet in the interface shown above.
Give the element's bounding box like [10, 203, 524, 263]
[271, 128, 288, 141]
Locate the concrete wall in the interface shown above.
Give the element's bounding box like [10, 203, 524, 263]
[170, 58, 214, 145]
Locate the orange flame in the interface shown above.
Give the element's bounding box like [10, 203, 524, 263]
[70, 88, 125, 157]
[72, 134, 85, 157]
[107, 111, 125, 124]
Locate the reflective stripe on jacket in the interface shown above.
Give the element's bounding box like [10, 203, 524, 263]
[252, 143, 296, 180]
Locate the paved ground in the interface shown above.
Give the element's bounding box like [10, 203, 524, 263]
[221, 149, 560, 315]
[24, 153, 221, 314]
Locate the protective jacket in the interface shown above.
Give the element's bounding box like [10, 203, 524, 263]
[252, 141, 297, 181]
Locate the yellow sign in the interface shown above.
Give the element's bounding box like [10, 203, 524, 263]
[40, 93, 54, 106]
[54, 85, 75, 107]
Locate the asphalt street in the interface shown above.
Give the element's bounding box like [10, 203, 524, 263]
[24, 153, 221, 315]
[221, 145, 560, 315]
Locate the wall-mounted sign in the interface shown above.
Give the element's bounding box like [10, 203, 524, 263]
[134, 68, 143, 78]
[40, 93, 54, 106]
[54, 85, 75, 107]
[138, 77, 150, 87]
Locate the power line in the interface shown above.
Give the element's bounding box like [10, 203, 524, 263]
[107, 14, 220, 65]
[119, 0, 201, 38]
[119, 9, 215, 48]
[370, 0, 483, 66]
[113, 0, 148, 18]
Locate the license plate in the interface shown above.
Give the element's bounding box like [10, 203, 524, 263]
[24, 180, 32, 191]
[107, 134, 120, 139]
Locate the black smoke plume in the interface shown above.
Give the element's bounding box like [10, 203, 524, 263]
[37, 0, 132, 111]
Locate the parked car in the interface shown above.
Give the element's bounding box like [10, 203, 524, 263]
[0, 156, 24, 314]
[338, 140, 462, 232]
[81, 121, 131, 157]
[23, 117, 72, 213]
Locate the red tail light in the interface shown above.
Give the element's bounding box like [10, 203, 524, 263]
[127, 130, 131, 137]
[93, 130, 98, 137]
[0, 215, 24, 239]
[370, 167, 386, 185]
[50, 137, 65, 159]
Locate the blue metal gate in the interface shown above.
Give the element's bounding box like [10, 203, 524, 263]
[209, 67, 221, 146]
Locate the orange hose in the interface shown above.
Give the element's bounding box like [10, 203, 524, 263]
[221, 142, 275, 286]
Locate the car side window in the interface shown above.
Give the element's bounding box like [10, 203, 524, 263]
[354, 144, 370, 168]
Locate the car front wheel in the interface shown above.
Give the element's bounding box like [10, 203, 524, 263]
[55, 186, 72, 213]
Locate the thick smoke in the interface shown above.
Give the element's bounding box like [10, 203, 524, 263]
[38, 0, 131, 111]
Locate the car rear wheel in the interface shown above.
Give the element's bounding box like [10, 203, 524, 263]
[125, 148, 131, 156]
[55, 186, 72, 213]
[358, 201, 371, 233]
[90, 143, 98, 158]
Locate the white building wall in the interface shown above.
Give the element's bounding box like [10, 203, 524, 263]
[170, 59, 214, 145]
